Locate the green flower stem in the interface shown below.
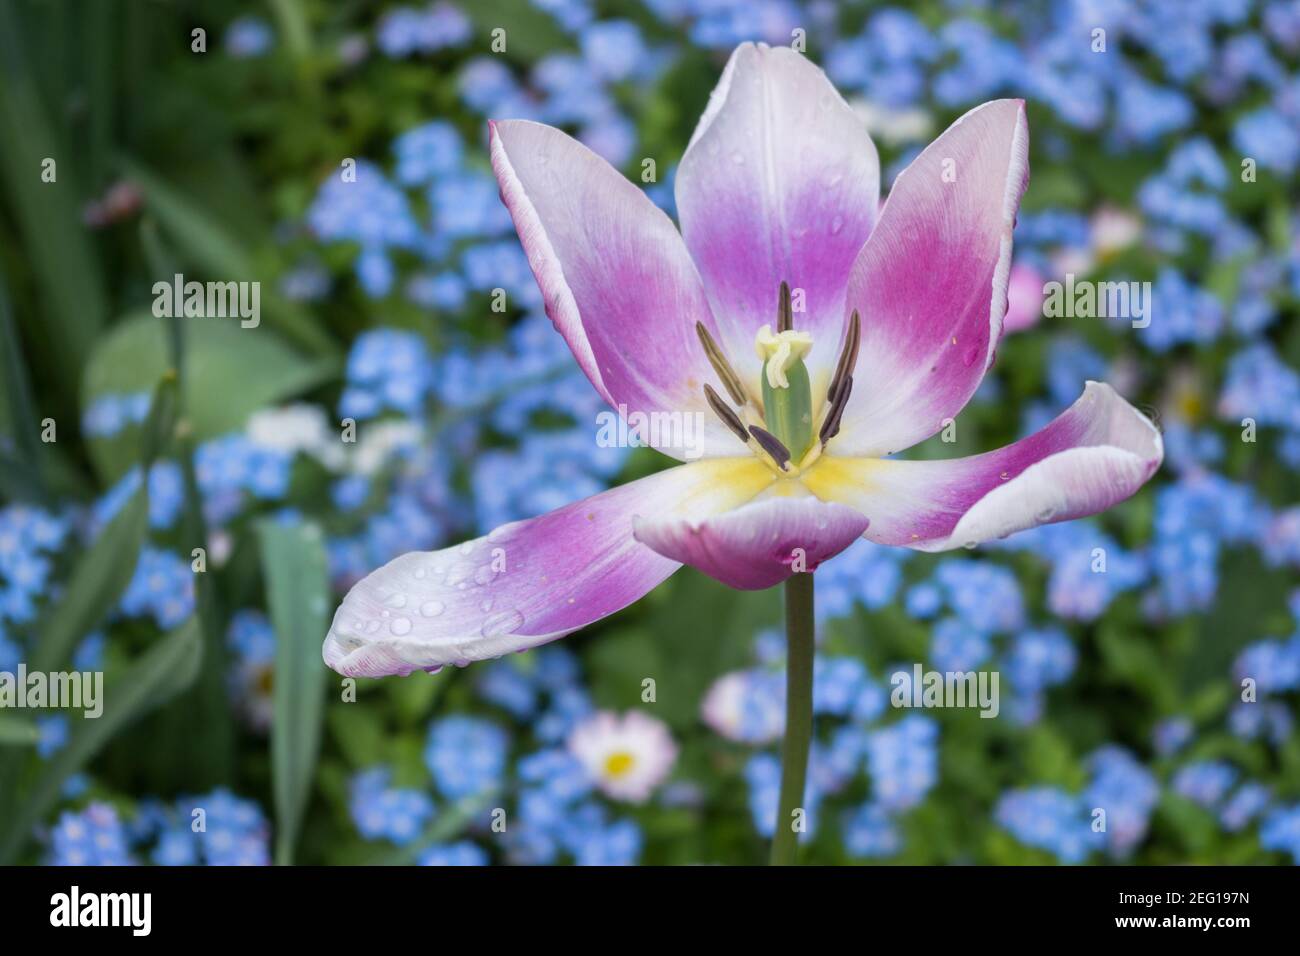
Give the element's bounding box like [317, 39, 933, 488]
[770, 570, 815, 866]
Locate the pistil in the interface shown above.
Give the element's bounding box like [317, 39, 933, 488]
[755, 324, 814, 461]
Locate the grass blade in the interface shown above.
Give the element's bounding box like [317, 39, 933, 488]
[259, 520, 330, 865]
[0, 1, 108, 392]
[0, 716, 40, 747]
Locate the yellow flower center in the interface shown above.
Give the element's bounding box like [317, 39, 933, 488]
[603, 751, 636, 778]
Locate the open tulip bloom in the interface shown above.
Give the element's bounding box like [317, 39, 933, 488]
[323, 43, 1163, 863]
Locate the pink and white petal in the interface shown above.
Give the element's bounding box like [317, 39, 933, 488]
[675, 43, 880, 387]
[832, 99, 1030, 457]
[803, 382, 1161, 551]
[323, 458, 775, 676]
[490, 119, 742, 460]
[633, 489, 869, 590]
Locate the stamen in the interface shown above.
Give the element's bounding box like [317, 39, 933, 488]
[819, 374, 853, 444]
[695, 321, 748, 406]
[827, 309, 860, 405]
[777, 280, 793, 333]
[703, 384, 750, 443]
[748, 425, 792, 470]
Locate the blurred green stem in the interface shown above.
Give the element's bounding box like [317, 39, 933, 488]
[770, 571, 814, 866]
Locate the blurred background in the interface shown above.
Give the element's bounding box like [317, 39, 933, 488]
[0, 0, 1298, 866]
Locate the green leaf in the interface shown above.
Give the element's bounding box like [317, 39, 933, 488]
[0, 716, 39, 747]
[119, 158, 337, 356]
[0, 2, 108, 394]
[82, 309, 335, 482]
[0, 617, 202, 863]
[29, 487, 148, 677]
[461, 0, 573, 61]
[27, 373, 176, 676]
[0, 272, 44, 501]
[259, 520, 331, 865]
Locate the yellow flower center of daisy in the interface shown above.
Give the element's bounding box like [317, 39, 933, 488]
[603, 751, 636, 778]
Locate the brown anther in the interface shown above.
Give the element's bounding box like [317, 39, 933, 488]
[748, 425, 792, 470]
[703, 384, 750, 444]
[827, 309, 860, 405]
[819, 374, 853, 444]
[695, 321, 748, 406]
[777, 280, 793, 333]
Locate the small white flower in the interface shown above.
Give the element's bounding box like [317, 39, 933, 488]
[246, 403, 346, 469]
[352, 420, 423, 476]
[850, 98, 934, 146]
[701, 670, 784, 745]
[1090, 206, 1143, 257]
[568, 710, 678, 803]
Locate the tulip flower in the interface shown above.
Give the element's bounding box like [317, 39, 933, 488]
[322, 43, 1162, 864]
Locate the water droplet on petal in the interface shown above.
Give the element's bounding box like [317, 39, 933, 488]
[390, 617, 412, 636]
[458, 542, 474, 556]
[1036, 506, 1057, 523]
[445, 561, 474, 587]
[999, 471, 1010, 481]
[413, 567, 426, 580]
[963, 540, 978, 550]
[385, 592, 407, 609]
[474, 564, 498, 587]
[480, 599, 494, 613]
[365, 620, 380, 634]
[481, 609, 525, 638]
[829, 215, 845, 235]
[731, 151, 745, 165]
[963, 347, 981, 367]
[420, 601, 444, 618]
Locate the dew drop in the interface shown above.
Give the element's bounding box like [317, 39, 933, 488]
[481, 609, 525, 638]
[480, 599, 494, 613]
[962, 347, 981, 367]
[474, 564, 498, 587]
[420, 600, 444, 618]
[365, 620, 380, 634]
[999, 471, 1011, 481]
[390, 617, 412, 636]
[829, 215, 845, 235]
[385, 592, 407, 609]
[458, 541, 474, 556]
[731, 151, 745, 165]
[413, 567, 426, 580]
[445, 561, 474, 587]
[1036, 506, 1057, 523]
[963, 540, 978, 550]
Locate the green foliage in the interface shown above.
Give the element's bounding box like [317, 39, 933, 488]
[259, 520, 330, 865]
